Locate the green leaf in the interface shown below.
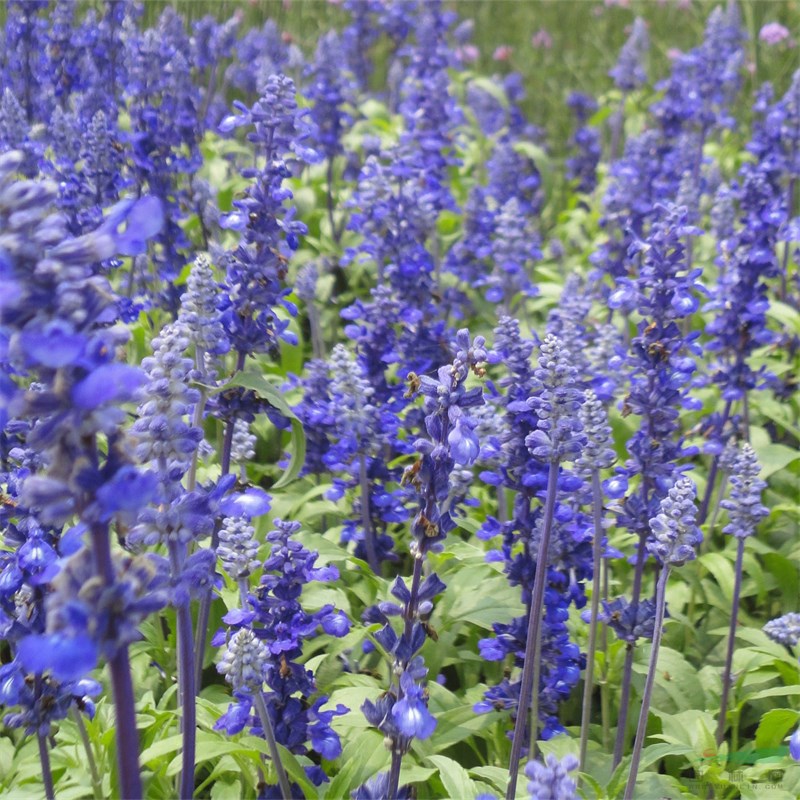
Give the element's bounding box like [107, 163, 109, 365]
[762, 554, 800, 603]
[326, 730, 390, 798]
[210, 781, 241, 800]
[444, 581, 523, 631]
[165, 737, 248, 777]
[469, 766, 509, 794]
[698, 552, 735, 601]
[0, 738, 15, 782]
[767, 301, 800, 335]
[753, 443, 800, 479]
[220, 371, 306, 488]
[607, 744, 694, 798]
[632, 647, 705, 713]
[468, 76, 511, 108]
[428, 702, 500, 753]
[139, 734, 184, 765]
[747, 686, 800, 703]
[426, 755, 478, 800]
[755, 709, 800, 750]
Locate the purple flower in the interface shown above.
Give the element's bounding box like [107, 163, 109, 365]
[391, 672, 437, 739]
[448, 415, 480, 466]
[609, 17, 649, 92]
[17, 634, 98, 682]
[764, 613, 800, 647]
[524, 753, 579, 800]
[720, 444, 769, 539]
[647, 478, 702, 567]
[790, 727, 800, 760]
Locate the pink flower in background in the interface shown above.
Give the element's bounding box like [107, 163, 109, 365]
[667, 48, 683, 60]
[456, 44, 480, 64]
[759, 22, 791, 46]
[493, 45, 513, 62]
[531, 29, 553, 50]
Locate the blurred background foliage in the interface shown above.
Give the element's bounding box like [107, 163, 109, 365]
[134, 0, 800, 154]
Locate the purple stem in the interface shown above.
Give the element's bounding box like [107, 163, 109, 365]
[386, 556, 424, 799]
[707, 473, 729, 537]
[194, 350, 247, 689]
[253, 690, 292, 800]
[169, 542, 196, 800]
[624, 566, 670, 800]
[716, 537, 745, 746]
[579, 470, 605, 773]
[308, 303, 325, 361]
[359, 453, 379, 572]
[506, 461, 560, 800]
[698, 399, 733, 525]
[609, 93, 627, 163]
[91, 523, 142, 799]
[37, 729, 55, 800]
[780, 176, 795, 302]
[326, 158, 341, 244]
[613, 530, 648, 768]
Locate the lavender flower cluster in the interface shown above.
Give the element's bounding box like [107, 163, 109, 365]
[0, 2, 796, 800]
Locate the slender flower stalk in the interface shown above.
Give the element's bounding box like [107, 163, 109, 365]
[609, 202, 703, 766]
[252, 691, 293, 800]
[193, 351, 244, 690]
[130, 320, 209, 799]
[218, 629, 292, 800]
[625, 478, 702, 798]
[576, 391, 615, 772]
[359, 330, 486, 800]
[697, 399, 733, 525]
[580, 472, 607, 771]
[91, 524, 149, 800]
[506, 336, 585, 799]
[715, 444, 768, 745]
[37, 727, 55, 800]
[71, 707, 102, 800]
[608, 17, 649, 161]
[507, 461, 559, 799]
[173, 552, 196, 800]
[296, 264, 326, 360]
[716, 537, 745, 742]
[1, 151, 165, 800]
[624, 564, 670, 800]
[214, 518, 348, 793]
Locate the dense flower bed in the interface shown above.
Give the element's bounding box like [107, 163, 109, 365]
[0, 1, 799, 799]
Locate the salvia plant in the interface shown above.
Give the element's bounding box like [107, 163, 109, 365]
[0, 2, 799, 800]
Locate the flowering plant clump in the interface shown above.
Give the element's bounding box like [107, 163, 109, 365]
[0, 3, 799, 799]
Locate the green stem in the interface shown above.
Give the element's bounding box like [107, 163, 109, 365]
[72, 708, 102, 800]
